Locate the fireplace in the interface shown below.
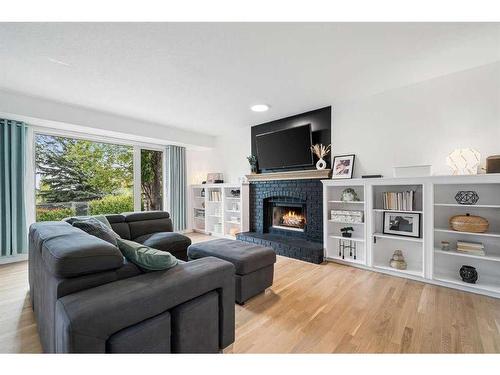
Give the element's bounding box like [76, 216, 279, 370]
[237, 179, 324, 264]
[271, 203, 306, 232]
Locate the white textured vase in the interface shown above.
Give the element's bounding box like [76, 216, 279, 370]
[316, 158, 327, 170]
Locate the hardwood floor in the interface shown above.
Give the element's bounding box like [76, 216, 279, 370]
[1, 232, 499, 353]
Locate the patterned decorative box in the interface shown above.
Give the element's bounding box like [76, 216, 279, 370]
[330, 210, 364, 224]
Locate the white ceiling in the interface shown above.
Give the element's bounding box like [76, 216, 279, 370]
[0, 23, 499, 136]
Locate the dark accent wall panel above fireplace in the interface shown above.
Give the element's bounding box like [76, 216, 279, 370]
[251, 106, 332, 174]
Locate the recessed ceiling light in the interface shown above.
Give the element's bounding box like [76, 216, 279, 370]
[251, 104, 270, 112]
[47, 57, 72, 67]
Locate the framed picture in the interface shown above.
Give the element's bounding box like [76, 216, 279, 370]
[383, 211, 421, 238]
[332, 154, 355, 179]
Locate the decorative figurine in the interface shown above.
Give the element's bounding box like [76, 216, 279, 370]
[341, 187, 360, 202]
[389, 250, 407, 270]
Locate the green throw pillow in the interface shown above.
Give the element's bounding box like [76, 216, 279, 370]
[117, 238, 178, 271]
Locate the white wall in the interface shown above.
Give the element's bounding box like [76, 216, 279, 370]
[333, 62, 500, 177]
[186, 126, 251, 185]
[0, 89, 215, 149]
[191, 62, 500, 181]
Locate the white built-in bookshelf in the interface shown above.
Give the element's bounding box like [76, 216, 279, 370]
[322, 174, 500, 299]
[190, 183, 247, 239]
[323, 181, 367, 265]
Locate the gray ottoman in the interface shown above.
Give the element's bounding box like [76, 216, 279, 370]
[188, 239, 276, 304]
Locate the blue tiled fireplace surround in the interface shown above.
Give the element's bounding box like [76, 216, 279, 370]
[236, 179, 324, 264]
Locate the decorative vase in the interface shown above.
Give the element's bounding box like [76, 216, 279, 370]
[341, 232, 352, 238]
[459, 265, 478, 284]
[450, 213, 489, 233]
[250, 165, 258, 174]
[389, 250, 407, 270]
[316, 158, 327, 170]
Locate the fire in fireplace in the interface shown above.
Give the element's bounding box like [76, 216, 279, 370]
[272, 204, 306, 232]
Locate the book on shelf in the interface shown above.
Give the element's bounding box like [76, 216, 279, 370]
[456, 241, 485, 256]
[209, 191, 222, 201]
[383, 191, 415, 211]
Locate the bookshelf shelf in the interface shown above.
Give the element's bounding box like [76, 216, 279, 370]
[328, 220, 364, 225]
[434, 249, 500, 262]
[373, 209, 422, 214]
[372, 264, 423, 277]
[434, 203, 500, 208]
[326, 255, 365, 265]
[434, 228, 500, 238]
[434, 274, 500, 294]
[328, 235, 365, 242]
[373, 233, 423, 243]
[328, 200, 365, 204]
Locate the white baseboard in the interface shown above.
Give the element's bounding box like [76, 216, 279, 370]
[0, 253, 28, 265]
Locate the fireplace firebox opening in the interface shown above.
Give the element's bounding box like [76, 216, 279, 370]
[272, 203, 306, 232]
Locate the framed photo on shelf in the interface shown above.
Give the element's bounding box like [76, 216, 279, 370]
[383, 211, 421, 238]
[332, 154, 355, 179]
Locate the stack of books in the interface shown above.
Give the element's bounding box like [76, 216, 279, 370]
[383, 191, 415, 211]
[209, 191, 222, 202]
[456, 241, 485, 256]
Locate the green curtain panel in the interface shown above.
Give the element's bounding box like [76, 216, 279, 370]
[166, 145, 187, 232]
[0, 119, 28, 257]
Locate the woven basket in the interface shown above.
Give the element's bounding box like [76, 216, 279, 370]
[449, 213, 489, 233]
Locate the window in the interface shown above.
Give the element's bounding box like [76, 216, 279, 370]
[35, 134, 134, 221]
[140, 149, 164, 211]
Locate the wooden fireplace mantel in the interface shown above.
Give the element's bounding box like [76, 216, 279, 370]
[245, 169, 332, 182]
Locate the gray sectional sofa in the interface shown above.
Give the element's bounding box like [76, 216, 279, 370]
[28, 211, 235, 353]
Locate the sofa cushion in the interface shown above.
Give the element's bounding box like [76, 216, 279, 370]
[30, 221, 83, 253]
[117, 239, 178, 271]
[41, 232, 125, 278]
[128, 219, 173, 239]
[123, 211, 170, 222]
[187, 239, 276, 275]
[72, 217, 120, 246]
[134, 232, 191, 255]
[105, 214, 126, 224]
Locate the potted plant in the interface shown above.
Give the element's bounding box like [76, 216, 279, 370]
[341, 227, 354, 238]
[247, 155, 258, 174]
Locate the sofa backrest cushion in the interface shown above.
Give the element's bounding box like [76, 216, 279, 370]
[106, 214, 131, 240]
[123, 211, 173, 240]
[31, 221, 125, 278]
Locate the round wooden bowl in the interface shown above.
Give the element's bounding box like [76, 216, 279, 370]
[449, 213, 489, 233]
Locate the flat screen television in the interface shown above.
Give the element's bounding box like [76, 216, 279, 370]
[255, 124, 313, 170]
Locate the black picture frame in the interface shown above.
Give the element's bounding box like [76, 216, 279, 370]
[383, 211, 421, 238]
[332, 154, 355, 179]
